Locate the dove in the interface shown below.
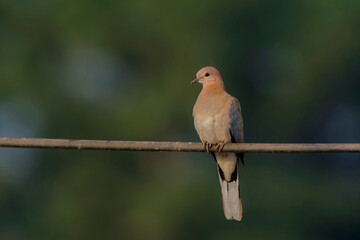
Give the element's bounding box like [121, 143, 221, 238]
[192, 66, 244, 221]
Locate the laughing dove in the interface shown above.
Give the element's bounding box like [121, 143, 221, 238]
[192, 66, 244, 221]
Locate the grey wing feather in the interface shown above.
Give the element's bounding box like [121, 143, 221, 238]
[229, 98, 245, 166]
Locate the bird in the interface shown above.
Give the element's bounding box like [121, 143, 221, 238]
[191, 66, 244, 221]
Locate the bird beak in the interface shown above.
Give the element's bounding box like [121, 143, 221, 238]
[191, 78, 200, 84]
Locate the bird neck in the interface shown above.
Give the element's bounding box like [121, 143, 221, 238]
[201, 82, 225, 96]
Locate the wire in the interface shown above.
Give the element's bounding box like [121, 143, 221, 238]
[1, 138, 360, 153]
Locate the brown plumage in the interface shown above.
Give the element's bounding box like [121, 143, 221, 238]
[192, 66, 244, 221]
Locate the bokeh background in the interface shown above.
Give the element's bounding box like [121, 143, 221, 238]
[1, 0, 360, 239]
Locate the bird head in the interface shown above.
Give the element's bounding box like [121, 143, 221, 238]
[191, 66, 224, 88]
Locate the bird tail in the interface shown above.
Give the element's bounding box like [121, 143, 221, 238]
[217, 161, 242, 221]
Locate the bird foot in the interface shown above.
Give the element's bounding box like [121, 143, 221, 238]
[216, 141, 225, 153]
[202, 142, 212, 154]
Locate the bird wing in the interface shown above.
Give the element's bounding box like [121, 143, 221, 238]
[229, 97, 245, 165]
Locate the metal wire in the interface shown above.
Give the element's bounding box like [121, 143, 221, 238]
[1, 138, 360, 153]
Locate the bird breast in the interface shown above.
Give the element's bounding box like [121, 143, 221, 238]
[194, 112, 229, 144]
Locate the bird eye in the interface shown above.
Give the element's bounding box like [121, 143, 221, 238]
[205, 72, 210, 77]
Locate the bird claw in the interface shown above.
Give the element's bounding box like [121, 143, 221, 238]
[216, 142, 225, 153]
[203, 142, 212, 154]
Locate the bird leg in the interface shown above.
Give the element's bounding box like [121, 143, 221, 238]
[216, 141, 225, 153]
[202, 142, 212, 153]
[207, 143, 212, 153]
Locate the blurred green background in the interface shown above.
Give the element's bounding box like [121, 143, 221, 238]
[1, 0, 360, 239]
